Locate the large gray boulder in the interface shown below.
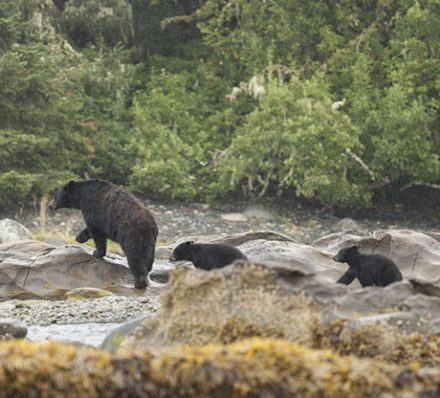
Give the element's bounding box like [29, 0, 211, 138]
[0, 219, 32, 243]
[0, 240, 170, 300]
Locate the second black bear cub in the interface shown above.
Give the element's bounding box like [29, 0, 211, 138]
[169, 241, 247, 270]
[334, 245, 402, 287]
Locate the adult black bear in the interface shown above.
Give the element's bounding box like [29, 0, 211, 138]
[169, 241, 247, 270]
[49, 179, 158, 289]
[333, 245, 402, 287]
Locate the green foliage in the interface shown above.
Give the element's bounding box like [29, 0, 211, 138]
[0, 0, 439, 210]
[60, 0, 134, 48]
[70, 46, 138, 183]
[211, 76, 369, 205]
[0, 42, 86, 207]
[129, 70, 205, 199]
[0, 1, 137, 208]
[370, 84, 439, 181]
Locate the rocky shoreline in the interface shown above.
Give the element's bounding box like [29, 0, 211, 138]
[0, 202, 439, 349]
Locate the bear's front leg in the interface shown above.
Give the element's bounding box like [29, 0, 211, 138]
[75, 228, 91, 243]
[336, 268, 356, 285]
[88, 227, 107, 258]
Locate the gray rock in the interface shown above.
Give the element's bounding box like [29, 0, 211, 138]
[220, 213, 248, 223]
[173, 230, 295, 247]
[342, 312, 430, 335]
[333, 218, 362, 232]
[0, 240, 171, 300]
[0, 219, 32, 243]
[64, 287, 116, 300]
[313, 229, 440, 281]
[100, 313, 152, 353]
[0, 318, 27, 339]
[243, 204, 280, 221]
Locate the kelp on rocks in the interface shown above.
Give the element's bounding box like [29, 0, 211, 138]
[315, 319, 440, 368]
[1, 338, 440, 398]
[119, 264, 322, 350]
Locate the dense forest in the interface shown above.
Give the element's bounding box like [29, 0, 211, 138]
[0, 0, 439, 210]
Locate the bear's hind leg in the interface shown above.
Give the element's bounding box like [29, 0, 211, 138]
[126, 254, 147, 289]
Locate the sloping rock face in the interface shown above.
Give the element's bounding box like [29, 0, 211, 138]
[313, 229, 440, 282]
[0, 241, 168, 300]
[108, 229, 440, 356]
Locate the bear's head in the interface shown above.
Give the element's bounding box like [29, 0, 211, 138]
[333, 245, 359, 263]
[48, 180, 80, 210]
[169, 241, 194, 262]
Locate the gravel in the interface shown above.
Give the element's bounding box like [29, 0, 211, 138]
[149, 202, 288, 243]
[0, 296, 159, 326]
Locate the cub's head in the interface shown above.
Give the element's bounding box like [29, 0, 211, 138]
[169, 241, 194, 262]
[48, 180, 79, 210]
[333, 245, 359, 263]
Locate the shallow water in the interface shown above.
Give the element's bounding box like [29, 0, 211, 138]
[26, 323, 121, 347]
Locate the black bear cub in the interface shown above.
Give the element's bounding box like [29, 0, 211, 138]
[49, 179, 158, 289]
[333, 245, 402, 287]
[169, 241, 247, 270]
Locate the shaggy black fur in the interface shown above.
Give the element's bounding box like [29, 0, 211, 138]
[169, 241, 247, 270]
[49, 179, 158, 289]
[333, 245, 403, 287]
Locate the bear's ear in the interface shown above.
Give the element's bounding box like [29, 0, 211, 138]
[350, 245, 358, 251]
[185, 240, 194, 246]
[67, 180, 75, 191]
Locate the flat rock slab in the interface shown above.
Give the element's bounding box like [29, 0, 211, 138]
[0, 240, 170, 300]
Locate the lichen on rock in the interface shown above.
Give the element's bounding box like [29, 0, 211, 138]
[119, 263, 322, 351]
[1, 338, 440, 397]
[313, 317, 440, 368]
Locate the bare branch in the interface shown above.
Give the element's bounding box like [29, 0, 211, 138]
[400, 181, 440, 191]
[345, 148, 376, 180]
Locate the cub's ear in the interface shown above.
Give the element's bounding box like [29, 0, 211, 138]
[349, 245, 358, 250]
[62, 181, 73, 190]
[185, 240, 194, 246]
